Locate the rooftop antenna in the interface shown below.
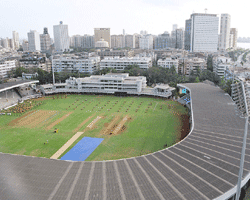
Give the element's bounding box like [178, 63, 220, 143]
[205, 8, 208, 13]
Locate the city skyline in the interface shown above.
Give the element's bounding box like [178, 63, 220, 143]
[0, 0, 248, 40]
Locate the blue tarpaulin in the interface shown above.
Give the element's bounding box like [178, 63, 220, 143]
[60, 137, 104, 161]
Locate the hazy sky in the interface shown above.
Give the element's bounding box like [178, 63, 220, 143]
[0, 0, 248, 39]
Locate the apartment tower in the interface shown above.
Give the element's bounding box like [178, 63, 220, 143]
[53, 21, 70, 52]
[27, 30, 40, 51]
[219, 14, 231, 50]
[12, 31, 19, 49]
[230, 28, 238, 49]
[40, 27, 51, 53]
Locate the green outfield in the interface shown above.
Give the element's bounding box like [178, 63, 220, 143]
[0, 94, 189, 161]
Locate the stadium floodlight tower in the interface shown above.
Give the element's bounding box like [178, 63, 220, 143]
[231, 78, 250, 200]
[52, 55, 55, 85]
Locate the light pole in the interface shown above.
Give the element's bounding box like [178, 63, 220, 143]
[231, 79, 249, 200]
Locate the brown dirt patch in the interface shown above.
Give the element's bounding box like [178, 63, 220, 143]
[46, 112, 73, 130]
[176, 114, 190, 142]
[27, 111, 57, 128]
[9, 110, 36, 126]
[101, 116, 120, 135]
[86, 116, 102, 130]
[33, 97, 52, 101]
[74, 114, 95, 132]
[10, 110, 57, 128]
[112, 115, 129, 135]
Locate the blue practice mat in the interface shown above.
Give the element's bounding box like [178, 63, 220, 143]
[60, 137, 104, 161]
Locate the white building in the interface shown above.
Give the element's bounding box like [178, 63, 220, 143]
[52, 55, 100, 74]
[12, 31, 19, 49]
[0, 60, 16, 78]
[42, 73, 175, 97]
[95, 39, 109, 48]
[219, 14, 231, 50]
[27, 30, 41, 52]
[213, 56, 233, 78]
[53, 21, 70, 52]
[157, 57, 178, 72]
[139, 35, 153, 49]
[190, 13, 219, 52]
[100, 57, 152, 71]
[66, 73, 146, 93]
[22, 72, 38, 80]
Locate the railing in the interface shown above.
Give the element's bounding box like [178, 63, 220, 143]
[43, 88, 173, 98]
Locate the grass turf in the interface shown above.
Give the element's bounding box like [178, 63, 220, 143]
[0, 94, 189, 161]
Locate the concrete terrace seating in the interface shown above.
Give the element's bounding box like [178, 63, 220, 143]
[0, 90, 20, 110]
[1, 83, 250, 200]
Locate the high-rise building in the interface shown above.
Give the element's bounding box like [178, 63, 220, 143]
[94, 28, 110, 47]
[125, 35, 135, 48]
[184, 19, 192, 51]
[111, 35, 125, 48]
[27, 30, 40, 51]
[139, 35, 153, 49]
[12, 31, 19, 49]
[134, 34, 141, 49]
[8, 39, 14, 50]
[71, 35, 82, 48]
[230, 28, 238, 49]
[22, 40, 29, 51]
[188, 13, 219, 52]
[219, 14, 231, 50]
[140, 30, 148, 35]
[154, 32, 172, 49]
[81, 35, 95, 48]
[172, 24, 178, 31]
[53, 21, 70, 52]
[40, 27, 51, 53]
[1, 38, 9, 48]
[172, 28, 184, 49]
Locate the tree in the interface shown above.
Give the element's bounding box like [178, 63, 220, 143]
[14, 67, 29, 77]
[195, 76, 200, 83]
[207, 54, 213, 71]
